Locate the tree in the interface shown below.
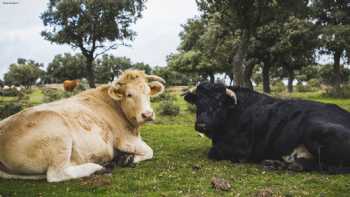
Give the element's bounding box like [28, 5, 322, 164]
[95, 55, 133, 83]
[41, 0, 146, 88]
[4, 59, 44, 88]
[46, 53, 86, 83]
[196, 0, 310, 87]
[311, 0, 350, 94]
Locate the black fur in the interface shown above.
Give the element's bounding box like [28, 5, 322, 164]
[184, 82, 350, 173]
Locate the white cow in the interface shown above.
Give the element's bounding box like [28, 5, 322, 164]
[0, 70, 165, 182]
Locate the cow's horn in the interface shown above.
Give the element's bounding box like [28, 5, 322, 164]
[226, 88, 238, 104]
[146, 75, 166, 84]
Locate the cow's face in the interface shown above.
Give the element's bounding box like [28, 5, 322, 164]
[108, 77, 165, 126]
[184, 82, 237, 136]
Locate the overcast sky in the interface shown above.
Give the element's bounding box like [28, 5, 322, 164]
[0, 0, 199, 79]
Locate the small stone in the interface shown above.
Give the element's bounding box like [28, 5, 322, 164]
[211, 177, 231, 191]
[255, 188, 273, 197]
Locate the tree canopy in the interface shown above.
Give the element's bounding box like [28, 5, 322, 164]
[41, 0, 147, 87]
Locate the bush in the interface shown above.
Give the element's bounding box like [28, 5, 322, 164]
[151, 91, 176, 102]
[187, 103, 196, 113]
[324, 85, 350, 98]
[307, 79, 321, 89]
[157, 100, 180, 116]
[272, 80, 286, 93]
[0, 88, 20, 97]
[42, 88, 66, 103]
[296, 82, 312, 92]
[0, 102, 22, 120]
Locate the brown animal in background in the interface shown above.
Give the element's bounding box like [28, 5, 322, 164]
[63, 80, 80, 91]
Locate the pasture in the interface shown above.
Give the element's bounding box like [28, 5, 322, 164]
[0, 87, 349, 196]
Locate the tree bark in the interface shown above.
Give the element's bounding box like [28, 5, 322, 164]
[209, 73, 215, 83]
[262, 64, 271, 94]
[287, 68, 294, 93]
[86, 56, 96, 88]
[243, 62, 255, 90]
[232, 31, 250, 87]
[333, 50, 342, 92]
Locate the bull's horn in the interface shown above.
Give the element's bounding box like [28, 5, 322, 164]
[181, 86, 196, 96]
[146, 75, 166, 84]
[226, 88, 238, 104]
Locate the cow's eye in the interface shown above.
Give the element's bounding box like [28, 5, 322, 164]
[127, 93, 132, 98]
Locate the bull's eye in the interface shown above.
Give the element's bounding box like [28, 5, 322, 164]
[127, 93, 132, 98]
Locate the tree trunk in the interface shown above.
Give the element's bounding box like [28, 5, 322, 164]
[288, 68, 294, 93]
[209, 73, 215, 83]
[86, 56, 96, 88]
[232, 31, 250, 87]
[262, 64, 271, 94]
[243, 62, 255, 90]
[333, 50, 342, 93]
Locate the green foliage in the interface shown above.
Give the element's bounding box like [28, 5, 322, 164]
[296, 82, 312, 93]
[319, 64, 350, 86]
[45, 53, 86, 83]
[272, 80, 286, 93]
[42, 88, 65, 103]
[187, 103, 197, 113]
[41, 0, 147, 87]
[324, 85, 350, 99]
[157, 100, 180, 116]
[4, 59, 44, 88]
[152, 66, 196, 86]
[0, 88, 21, 97]
[151, 91, 174, 102]
[0, 102, 22, 120]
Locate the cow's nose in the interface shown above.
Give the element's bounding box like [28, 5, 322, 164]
[142, 111, 154, 120]
[195, 122, 207, 131]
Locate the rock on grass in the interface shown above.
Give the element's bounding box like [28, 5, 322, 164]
[211, 177, 231, 191]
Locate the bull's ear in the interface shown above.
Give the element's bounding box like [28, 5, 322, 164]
[108, 85, 123, 101]
[149, 81, 165, 97]
[184, 92, 197, 104]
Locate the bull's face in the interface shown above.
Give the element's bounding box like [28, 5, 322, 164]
[108, 76, 165, 126]
[184, 83, 237, 136]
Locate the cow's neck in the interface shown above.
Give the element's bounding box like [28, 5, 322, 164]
[87, 86, 139, 136]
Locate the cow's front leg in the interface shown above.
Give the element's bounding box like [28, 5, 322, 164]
[116, 138, 153, 164]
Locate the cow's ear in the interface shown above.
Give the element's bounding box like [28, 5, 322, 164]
[149, 81, 165, 97]
[184, 92, 197, 104]
[108, 85, 123, 101]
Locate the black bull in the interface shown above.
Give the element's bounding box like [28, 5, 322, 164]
[184, 82, 350, 173]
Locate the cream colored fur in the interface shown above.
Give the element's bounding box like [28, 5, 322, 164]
[0, 70, 165, 182]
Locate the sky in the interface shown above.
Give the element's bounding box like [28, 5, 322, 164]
[0, 0, 199, 79]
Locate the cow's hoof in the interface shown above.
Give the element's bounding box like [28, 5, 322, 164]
[114, 151, 135, 167]
[262, 160, 286, 171]
[287, 162, 304, 172]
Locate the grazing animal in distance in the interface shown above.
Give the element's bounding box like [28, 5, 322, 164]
[0, 70, 165, 182]
[184, 82, 350, 173]
[63, 79, 80, 92]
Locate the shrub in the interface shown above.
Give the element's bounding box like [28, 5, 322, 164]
[307, 79, 321, 89]
[296, 82, 312, 92]
[151, 91, 176, 102]
[157, 100, 180, 116]
[272, 80, 286, 93]
[42, 88, 65, 103]
[187, 103, 196, 113]
[324, 85, 350, 98]
[0, 88, 20, 97]
[0, 102, 22, 120]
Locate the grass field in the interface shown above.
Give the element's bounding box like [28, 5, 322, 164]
[0, 88, 350, 196]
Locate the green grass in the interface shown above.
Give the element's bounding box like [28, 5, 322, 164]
[1, 88, 350, 196]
